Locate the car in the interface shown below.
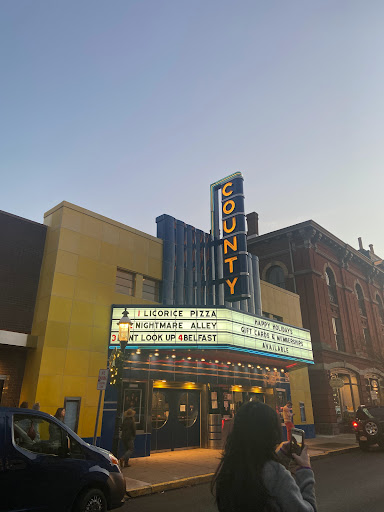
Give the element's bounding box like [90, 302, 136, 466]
[353, 405, 384, 451]
[0, 407, 126, 511]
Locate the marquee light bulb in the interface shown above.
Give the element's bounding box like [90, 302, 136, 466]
[187, 357, 192, 360]
[215, 360, 219, 363]
[171, 354, 176, 358]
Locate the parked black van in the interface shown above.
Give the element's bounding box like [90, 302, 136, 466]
[0, 407, 126, 511]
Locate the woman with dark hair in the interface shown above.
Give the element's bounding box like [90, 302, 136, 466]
[53, 407, 65, 422]
[212, 401, 316, 512]
[49, 407, 66, 444]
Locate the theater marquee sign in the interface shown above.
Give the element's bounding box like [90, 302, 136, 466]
[110, 306, 314, 364]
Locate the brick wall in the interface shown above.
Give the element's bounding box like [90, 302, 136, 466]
[0, 210, 46, 334]
[0, 345, 28, 407]
[249, 221, 384, 431]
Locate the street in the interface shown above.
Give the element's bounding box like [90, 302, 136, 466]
[122, 450, 384, 512]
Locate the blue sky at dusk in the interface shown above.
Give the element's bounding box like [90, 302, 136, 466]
[1, 1, 383, 255]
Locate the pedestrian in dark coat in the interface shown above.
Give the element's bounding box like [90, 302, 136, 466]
[120, 408, 136, 468]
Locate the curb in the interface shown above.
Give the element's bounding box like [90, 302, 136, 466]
[126, 473, 214, 498]
[310, 445, 359, 460]
[126, 445, 359, 498]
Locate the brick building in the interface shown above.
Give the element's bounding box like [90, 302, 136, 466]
[247, 217, 384, 434]
[0, 210, 46, 407]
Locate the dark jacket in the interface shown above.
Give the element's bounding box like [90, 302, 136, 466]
[121, 416, 136, 448]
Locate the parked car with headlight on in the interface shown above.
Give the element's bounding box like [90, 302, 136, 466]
[353, 405, 384, 451]
[0, 407, 126, 511]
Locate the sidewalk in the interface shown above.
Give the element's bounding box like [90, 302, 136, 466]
[123, 434, 358, 497]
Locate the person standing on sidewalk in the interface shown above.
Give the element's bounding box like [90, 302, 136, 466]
[283, 401, 294, 441]
[213, 401, 316, 512]
[120, 408, 136, 468]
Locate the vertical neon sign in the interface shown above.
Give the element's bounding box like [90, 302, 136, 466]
[210, 173, 250, 302]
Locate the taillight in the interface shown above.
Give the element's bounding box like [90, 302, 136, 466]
[352, 421, 358, 428]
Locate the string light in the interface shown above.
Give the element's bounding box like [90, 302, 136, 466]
[201, 358, 205, 362]
[171, 354, 176, 358]
[257, 366, 261, 369]
[187, 356, 192, 360]
[215, 360, 219, 364]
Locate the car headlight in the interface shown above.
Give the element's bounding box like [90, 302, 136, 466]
[109, 453, 119, 465]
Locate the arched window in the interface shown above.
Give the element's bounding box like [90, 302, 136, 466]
[266, 265, 285, 289]
[356, 284, 366, 317]
[330, 370, 361, 419]
[377, 295, 384, 324]
[325, 268, 338, 304]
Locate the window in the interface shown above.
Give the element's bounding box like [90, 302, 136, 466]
[331, 371, 361, 419]
[356, 284, 366, 316]
[152, 391, 169, 429]
[142, 277, 160, 302]
[13, 414, 64, 456]
[266, 266, 285, 289]
[377, 295, 384, 324]
[263, 311, 283, 322]
[64, 397, 81, 433]
[325, 268, 338, 305]
[116, 268, 135, 296]
[332, 317, 345, 351]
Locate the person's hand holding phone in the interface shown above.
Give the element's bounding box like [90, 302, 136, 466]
[292, 445, 311, 469]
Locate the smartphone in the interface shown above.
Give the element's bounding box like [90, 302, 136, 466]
[290, 428, 305, 455]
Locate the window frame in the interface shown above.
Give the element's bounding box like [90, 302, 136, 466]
[142, 276, 160, 302]
[266, 265, 286, 290]
[13, 413, 65, 457]
[356, 284, 367, 317]
[115, 268, 135, 297]
[64, 396, 81, 433]
[376, 295, 384, 324]
[325, 268, 338, 305]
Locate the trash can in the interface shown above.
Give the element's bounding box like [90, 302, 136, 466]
[208, 414, 222, 449]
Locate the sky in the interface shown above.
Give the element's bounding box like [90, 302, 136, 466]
[1, 1, 383, 256]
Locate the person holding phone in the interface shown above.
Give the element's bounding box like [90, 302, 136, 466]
[213, 401, 316, 511]
[283, 400, 294, 441]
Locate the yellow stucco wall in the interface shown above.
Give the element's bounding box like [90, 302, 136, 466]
[260, 280, 314, 427]
[21, 202, 162, 437]
[260, 280, 303, 327]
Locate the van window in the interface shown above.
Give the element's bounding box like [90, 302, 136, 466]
[14, 415, 63, 456]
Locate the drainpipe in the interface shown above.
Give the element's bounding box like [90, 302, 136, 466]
[288, 236, 297, 294]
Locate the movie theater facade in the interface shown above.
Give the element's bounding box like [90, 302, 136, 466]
[99, 174, 315, 455]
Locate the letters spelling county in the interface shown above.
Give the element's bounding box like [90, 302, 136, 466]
[222, 181, 238, 296]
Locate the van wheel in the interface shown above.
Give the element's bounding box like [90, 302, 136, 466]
[73, 488, 107, 512]
[359, 440, 370, 451]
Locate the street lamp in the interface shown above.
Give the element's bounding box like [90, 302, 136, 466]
[118, 309, 133, 350]
[112, 309, 133, 457]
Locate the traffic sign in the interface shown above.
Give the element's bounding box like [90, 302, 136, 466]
[97, 369, 108, 390]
